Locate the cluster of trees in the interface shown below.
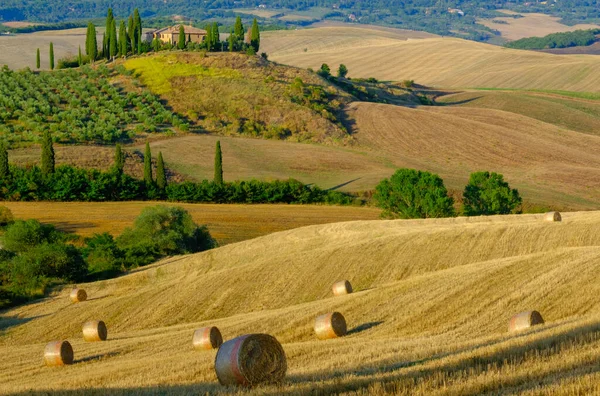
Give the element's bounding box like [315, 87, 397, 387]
[0, 135, 354, 205]
[375, 168, 522, 219]
[0, 205, 216, 309]
[505, 29, 599, 50]
[0, 65, 183, 143]
[84, 7, 145, 62]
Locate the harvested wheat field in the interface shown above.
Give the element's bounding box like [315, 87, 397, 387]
[0, 202, 380, 245]
[345, 101, 600, 209]
[3, 212, 600, 394]
[479, 11, 600, 41]
[262, 26, 600, 91]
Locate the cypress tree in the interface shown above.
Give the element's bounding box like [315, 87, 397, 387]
[178, 24, 186, 50]
[41, 131, 55, 175]
[49, 42, 54, 70]
[212, 22, 220, 50]
[156, 152, 166, 190]
[87, 23, 98, 61]
[128, 15, 135, 52]
[78, 45, 82, 66]
[205, 24, 213, 51]
[109, 19, 117, 59]
[133, 8, 142, 54]
[214, 140, 223, 184]
[105, 8, 114, 59]
[102, 33, 106, 58]
[143, 141, 153, 184]
[233, 16, 244, 50]
[119, 20, 127, 56]
[228, 29, 235, 52]
[250, 18, 260, 52]
[0, 141, 9, 179]
[114, 143, 124, 174]
[36, 48, 40, 69]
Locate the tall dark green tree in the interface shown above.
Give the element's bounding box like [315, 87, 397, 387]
[114, 143, 124, 174]
[119, 20, 127, 56]
[36, 48, 40, 69]
[338, 64, 348, 78]
[105, 8, 114, 59]
[85, 22, 98, 61]
[109, 19, 118, 59]
[0, 141, 9, 179]
[205, 24, 213, 51]
[234, 16, 244, 39]
[156, 152, 166, 190]
[143, 141, 153, 184]
[250, 18, 260, 52]
[41, 131, 55, 176]
[133, 8, 142, 54]
[78, 46, 82, 66]
[178, 24, 186, 50]
[49, 42, 54, 70]
[101, 32, 107, 58]
[128, 15, 135, 52]
[228, 29, 235, 52]
[214, 141, 223, 184]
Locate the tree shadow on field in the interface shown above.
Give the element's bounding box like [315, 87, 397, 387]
[348, 321, 384, 335]
[327, 178, 361, 191]
[438, 95, 483, 106]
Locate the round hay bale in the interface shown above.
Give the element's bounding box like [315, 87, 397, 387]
[214, 334, 287, 387]
[193, 326, 223, 350]
[544, 211, 561, 222]
[332, 280, 353, 296]
[82, 320, 107, 342]
[314, 312, 347, 340]
[509, 311, 545, 332]
[70, 288, 87, 303]
[44, 340, 74, 366]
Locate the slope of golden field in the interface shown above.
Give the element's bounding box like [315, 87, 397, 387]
[262, 27, 600, 91]
[0, 202, 380, 245]
[3, 212, 600, 394]
[346, 101, 600, 209]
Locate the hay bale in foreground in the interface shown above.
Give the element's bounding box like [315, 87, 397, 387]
[193, 326, 223, 350]
[214, 334, 287, 387]
[314, 312, 347, 340]
[70, 288, 87, 303]
[82, 320, 108, 342]
[544, 211, 561, 222]
[332, 280, 353, 296]
[44, 340, 74, 366]
[509, 311, 545, 332]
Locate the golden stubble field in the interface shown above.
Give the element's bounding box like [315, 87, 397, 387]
[3, 212, 600, 394]
[261, 26, 600, 91]
[0, 201, 380, 245]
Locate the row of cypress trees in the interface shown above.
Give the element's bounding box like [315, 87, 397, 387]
[35, 44, 54, 70]
[84, 8, 143, 62]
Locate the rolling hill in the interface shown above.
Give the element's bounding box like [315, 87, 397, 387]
[2, 212, 600, 394]
[261, 26, 600, 92]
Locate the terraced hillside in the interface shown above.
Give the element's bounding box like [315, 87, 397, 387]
[261, 26, 600, 91]
[3, 212, 600, 394]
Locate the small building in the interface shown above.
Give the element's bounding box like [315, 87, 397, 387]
[148, 25, 207, 45]
[448, 8, 465, 16]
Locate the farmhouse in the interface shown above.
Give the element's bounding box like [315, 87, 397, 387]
[148, 25, 207, 45]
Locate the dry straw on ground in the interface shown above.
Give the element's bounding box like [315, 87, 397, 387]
[214, 334, 287, 387]
[509, 311, 545, 332]
[82, 321, 108, 342]
[44, 341, 74, 366]
[544, 211, 562, 222]
[314, 312, 347, 340]
[70, 288, 87, 303]
[332, 280, 353, 296]
[192, 326, 223, 350]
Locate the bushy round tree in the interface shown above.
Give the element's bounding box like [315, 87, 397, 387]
[462, 171, 522, 216]
[374, 169, 455, 219]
